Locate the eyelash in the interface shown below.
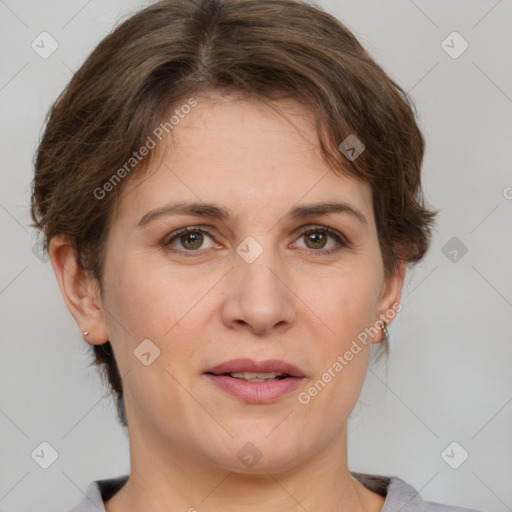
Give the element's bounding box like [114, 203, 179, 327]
[162, 225, 348, 257]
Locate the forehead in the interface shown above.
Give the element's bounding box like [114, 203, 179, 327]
[114, 93, 373, 226]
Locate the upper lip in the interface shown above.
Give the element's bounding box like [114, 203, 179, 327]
[205, 358, 306, 378]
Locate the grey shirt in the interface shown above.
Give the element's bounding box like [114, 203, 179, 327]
[67, 472, 484, 512]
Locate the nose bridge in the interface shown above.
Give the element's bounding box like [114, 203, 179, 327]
[236, 233, 285, 296]
[238, 239, 282, 290]
[223, 233, 296, 332]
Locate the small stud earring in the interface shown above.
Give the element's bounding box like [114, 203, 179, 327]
[381, 321, 389, 343]
[83, 331, 89, 336]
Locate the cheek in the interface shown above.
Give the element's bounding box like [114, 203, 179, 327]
[100, 252, 178, 358]
[100, 255, 201, 399]
[300, 261, 383, 341]
[101, 250, 216, 379]
[297, 270, 378, 422]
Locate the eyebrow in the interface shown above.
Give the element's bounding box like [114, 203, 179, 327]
[137, 200, 368, 227]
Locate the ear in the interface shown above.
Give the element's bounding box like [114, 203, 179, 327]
[371, 258, 407, 343]
[49, 235, 109, 345]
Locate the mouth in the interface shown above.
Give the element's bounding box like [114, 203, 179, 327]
[205, 371, 293, 382]
[205, 358, 306, 379]
[204, 358, 306, 403]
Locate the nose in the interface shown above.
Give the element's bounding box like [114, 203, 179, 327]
[221, 244, 296, 336]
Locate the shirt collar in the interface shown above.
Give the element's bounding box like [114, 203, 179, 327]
[69, 473, 425, 512]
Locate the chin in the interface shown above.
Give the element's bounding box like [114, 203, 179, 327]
[205, 430, 310, 475]
[216, 451, 305, 476]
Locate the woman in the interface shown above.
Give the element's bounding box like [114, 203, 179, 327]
[30, 0, 484, 511]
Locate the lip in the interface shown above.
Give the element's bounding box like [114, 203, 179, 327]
[206, 358, 306, 377]
[204, 358, 306, 404]
[205, 374, 305, 403]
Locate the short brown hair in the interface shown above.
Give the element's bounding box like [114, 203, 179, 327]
[30, 0, 438, 427]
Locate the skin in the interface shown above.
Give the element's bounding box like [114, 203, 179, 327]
[50, 92, 406, 512]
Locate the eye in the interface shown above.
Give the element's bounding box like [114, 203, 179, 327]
[162, 224, 347, 257]
[163, 227, 218, 256]
[291, 226, 347, 255]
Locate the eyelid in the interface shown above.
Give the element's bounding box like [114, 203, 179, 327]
[293, 224, 348, 243]
[161, 225, 221, 250]
[290, 224, 348, 254]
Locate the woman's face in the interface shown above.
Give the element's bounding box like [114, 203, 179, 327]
[93, 93, 404, 473]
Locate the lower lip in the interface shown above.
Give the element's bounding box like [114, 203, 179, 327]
[205, 374, 305, 403]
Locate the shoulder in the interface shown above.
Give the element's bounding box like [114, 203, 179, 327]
[66, 475, 129, 512]
[351, 472, 486, 512]
[422, 502, 485, 512]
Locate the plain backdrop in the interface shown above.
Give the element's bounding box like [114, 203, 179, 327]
[1, 1, 511, 511]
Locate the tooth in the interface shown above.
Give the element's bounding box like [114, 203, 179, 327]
[229, 371, 284, 380]
[230, 372, 259, 379]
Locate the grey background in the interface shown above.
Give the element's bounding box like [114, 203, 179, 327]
[1, 0, 511, 511]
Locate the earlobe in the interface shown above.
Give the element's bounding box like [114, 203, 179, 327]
[373, 259, 407, 343]
[49, 235, 109, 345]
